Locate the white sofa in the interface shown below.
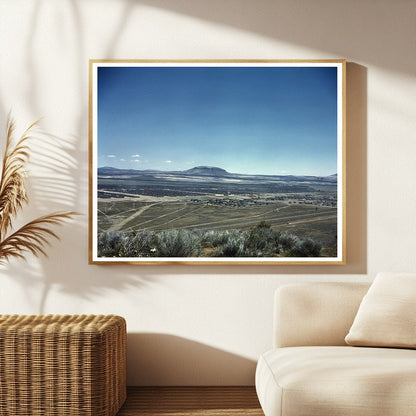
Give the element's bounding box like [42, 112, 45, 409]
[255, 282, 416, 416]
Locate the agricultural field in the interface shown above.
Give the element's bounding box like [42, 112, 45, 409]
[96, 166, 338, 257]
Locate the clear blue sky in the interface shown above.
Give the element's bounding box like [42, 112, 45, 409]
[97, 65, 339, 176]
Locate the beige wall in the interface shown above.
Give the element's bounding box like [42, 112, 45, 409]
[0, 0, 415, 385]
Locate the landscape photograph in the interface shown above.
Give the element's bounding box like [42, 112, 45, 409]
[90, 61, 345, 263]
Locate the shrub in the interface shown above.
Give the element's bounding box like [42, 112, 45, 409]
[155, 229, 201, 257]
[214, 231, 246, 257]
[122, 230, 157, 257]
[286, 238, 322, 257]
[97, 225, 323, 258]
[278, 233, 298, 252]
[97, 231, 124, 257]
[245, 220, 281, 257]
[200, 229, 238, 247]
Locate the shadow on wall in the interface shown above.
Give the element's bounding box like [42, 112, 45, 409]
[0, 1, 151, 312]
[127, 333, 257, 386]
[0, 0, 90, 311]
[136, 0, 413, 75]
[0, 124, 155, 314]
[0, 0, 370, 309]
[345, 63, 367, 275]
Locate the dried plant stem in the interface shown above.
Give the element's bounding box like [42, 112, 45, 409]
[0, 116, 78, 263]
[0, 212, 78, 264]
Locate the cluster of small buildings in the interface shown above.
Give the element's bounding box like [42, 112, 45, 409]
[190, 193, 337, 208]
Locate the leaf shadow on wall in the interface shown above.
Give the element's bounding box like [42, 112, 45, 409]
[0, 0, 160, 313]
[0, 126, 155, 315]
[126, 333, 257, 386]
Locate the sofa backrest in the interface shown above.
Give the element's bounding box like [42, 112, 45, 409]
[274, 282, 370, 348]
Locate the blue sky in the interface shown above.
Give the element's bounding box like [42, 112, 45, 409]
[97, 65, 339, 176]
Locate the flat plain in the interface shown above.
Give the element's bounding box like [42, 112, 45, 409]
[97, 166, 338, 255]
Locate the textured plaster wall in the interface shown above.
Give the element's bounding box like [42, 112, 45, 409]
[0, 0, 415, 385]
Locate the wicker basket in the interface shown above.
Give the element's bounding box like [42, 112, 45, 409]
[0, 314, 126, 416]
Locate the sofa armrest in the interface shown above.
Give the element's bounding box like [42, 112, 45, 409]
[274, 282, 370, 348]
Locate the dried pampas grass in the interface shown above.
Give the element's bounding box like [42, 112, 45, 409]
[0, 116, 78, 264]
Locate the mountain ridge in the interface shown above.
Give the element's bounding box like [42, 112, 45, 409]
[98, 165, 336, 179]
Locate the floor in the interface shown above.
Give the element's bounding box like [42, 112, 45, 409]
[117, 386, 264, 416]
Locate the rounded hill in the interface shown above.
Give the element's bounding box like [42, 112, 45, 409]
[184, 166, 230, 177]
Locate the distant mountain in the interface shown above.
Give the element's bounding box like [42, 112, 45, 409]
[98, 166, 161, 175]
[183, 166, 230, 177]
[99, 166, 119, 171]
[98, 165, 231, 177]
[325, 173, 337, 183]
[98, 166, 336, 180]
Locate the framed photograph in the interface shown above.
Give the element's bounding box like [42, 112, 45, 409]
[89, 60, 346, 265]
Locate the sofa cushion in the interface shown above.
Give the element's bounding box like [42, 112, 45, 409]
[256, 346, 416, 416]
[345, 272, 416, 348]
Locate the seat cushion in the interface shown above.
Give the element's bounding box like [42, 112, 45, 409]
[256, 346, 416, 416]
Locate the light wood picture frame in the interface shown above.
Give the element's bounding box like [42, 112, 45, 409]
[89, 60, 346, 265]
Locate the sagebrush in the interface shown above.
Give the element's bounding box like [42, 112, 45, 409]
[98, 221, 323, 258]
